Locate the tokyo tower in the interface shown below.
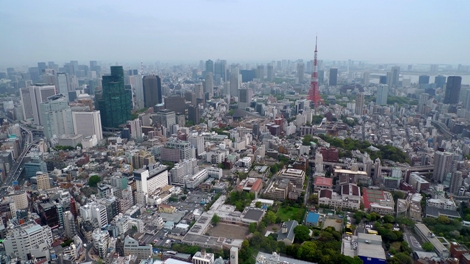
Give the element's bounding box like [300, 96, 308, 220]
[307, 37, 324, 109]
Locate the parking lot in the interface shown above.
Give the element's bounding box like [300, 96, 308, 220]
[207, 223, 249, 240]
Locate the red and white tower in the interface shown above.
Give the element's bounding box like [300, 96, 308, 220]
[307, 37, 324, 109]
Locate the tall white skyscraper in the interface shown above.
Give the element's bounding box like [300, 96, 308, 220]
[72, 110, 103, 141]
[130, 74, 144, 109]
[39, 94, 74, 139]
[363, 72, 370, 86]
[376, 85, 389, 106]
[20, 87, 34, 120]
[29, 84, 56, 125]
[296, 62, 305, 83]
[390, 66, 400, 87]
[56, 72, 70, 101]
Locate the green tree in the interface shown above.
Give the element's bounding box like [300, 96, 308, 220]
[249, 223, 257, 233]
[422, 242, 434, 252]
[437, 215, 451, 224]
[383, 215, 395, 223]
[88, 175, 101, 187]
[388, 252, 413, 264]
[212, 214, 220, 226]
[255, 201, 262, 208]
[294, 225, 311, 243]
[265, 211, 277, 225]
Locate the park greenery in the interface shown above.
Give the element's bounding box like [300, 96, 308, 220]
[269, 155, 290, 175]
[54, 145, 76, 151]
[88, 175, 101, 187]
[211, 214, 220, 226]
[318, 134, 410, 164]
[422, 215, 470, 248]
[227, 191, 255, 212]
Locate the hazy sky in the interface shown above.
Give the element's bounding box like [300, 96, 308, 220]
[1, 0, 469, 66]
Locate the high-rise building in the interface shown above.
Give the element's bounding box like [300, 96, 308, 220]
[205, 60, 214, 73]
[418, 93, 430, 115]
[188, 104, 200, 125]
[56, 72, 70, 101]
[257, 65, 265, 80]
[355, 93, 364, 115]
[230, 66, 240, 97]
[296, 62, 305, 83]
[29, 84, 56, 125]
[96, 66, 132, 128]
[154, 109, 176, 129]
[214, 60, 226, 83]
[238, 88, 253, 110]
[204, 72, 214, 98]
[20, 87, 34, 120]
[130, 74, 144, 109]
[39, 94, 74, 139]
[433, 151, 454, 182]
[376, 85, 389, 106]
[143, 75, 162, 107]
[435, 75, 446, 88]
[449, 171, 463, 195]
[390, 66, 400, 87]
[443, 76, 462, 104]
[188, 134, 205, 156]
[63, 211, 77, 239]
[267, 63, 274, 82]
[36, 172, 50, 190]
[124, 236, 152, 261]
[379, 76, 387, 84]
[72, 110, 103, 141]
[363, 72, 370, 86]
[164, 96, 186, 113]
[3, 221, 53, 260]
[418, 75, 430, 85]
[430, 64, 439, 74]
[329, 68, 338, 86]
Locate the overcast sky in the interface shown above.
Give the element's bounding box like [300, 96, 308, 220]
[1, 0, 469, 66]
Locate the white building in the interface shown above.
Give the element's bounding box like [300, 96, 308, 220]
[56, 73, 70, 101]
[63, 211, 76, 239]
[39, 94, 74, 139]
[123, 236, 152, 261]
[170, 159, 198, 184]
[3, 221, 53, 260]
[92, 229, 109, 259]
[28, 84, 56, 125]
[80, 202, 108, 228]
[207, 167, 223, 180]
[188, 134, 206, 156]
[184, 169, 209, 189]
[72, 110, 103, 141]
[192, 250, 215, 264]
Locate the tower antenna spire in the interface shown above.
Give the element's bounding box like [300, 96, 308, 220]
[307, 36, 324, 111]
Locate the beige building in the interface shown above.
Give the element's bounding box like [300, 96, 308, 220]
[10, 191, 28, 210]
[36, 172, 51, 190]
[280, 168, 305, 187]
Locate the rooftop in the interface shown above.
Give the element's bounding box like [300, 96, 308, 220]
[314, 176, 333, 187]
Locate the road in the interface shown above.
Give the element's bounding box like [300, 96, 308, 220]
[403, 228, 422, 251]
[0, 115, 39, 195]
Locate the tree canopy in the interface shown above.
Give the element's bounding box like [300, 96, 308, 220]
[294, 225, 311, 243]
[88, 175, 101, 187]
[211, 214, 220, 226]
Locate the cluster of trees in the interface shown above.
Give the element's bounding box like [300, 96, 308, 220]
[227, 191, 255, 211]
[270, 155, 289, 174]
[170, 243, 229, 259]
[54, 145, 76, 151]
[211, 127, 230, 135]
[341, 116, 358, 127]
[387, 95, 418, 106]
[302, 134, 318, 146]
[238, 226, 363, 264]
[318, 134, 410, 164]
[312, 115, 324, 125]
[422, 216, 470, 246]
[88, 175, 101, 187]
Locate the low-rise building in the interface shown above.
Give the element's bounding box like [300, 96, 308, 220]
[279, 168, 305, 187]
[415, 223, 449, 258]
[318, 184, 361, 210]
[277, 220, 298, 246]
[313, 176, 333, 192]
[363, 188, 395, 215]
[123, 236, 152, 261]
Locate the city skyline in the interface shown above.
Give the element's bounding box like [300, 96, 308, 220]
[1, 1, 469, 65]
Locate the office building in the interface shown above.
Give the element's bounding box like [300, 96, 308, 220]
[25, 156, 48, 178]
[188, 134, 205, 156]
[39, 94, 74, 139]
[134, 164, 168, 195]
[72, 110, 103, 141]
[96, 66, 132, 128]
[56, 72, 70, 101]
[418, 93, 430, 115]
[36, 172, 51, 190]
[188, 104, 201, 124]
[355, 93, 364, 115]
[435, 75, 446, 88]
[80, 202, 108, 228]
[154, 109, 175, 129]
[376, 85, 389, 106]
[63, 211, 77, 239]
[443, 76, 462, 104]
[20, 87, 34, 120]
[29, 84, 57, 125]
[230, 66, 240, 97]
[165, 139, 193, 161]
[132, 150, 155, 169]
[296, 62, 305, 83]
[214, 60, 227, 83]
[267, 63, 274, 82]
[124, 236, 152, 261]
[257, 65, 265, 80]
[204, 72, 214, 98]
[240, 69, 256, 82]
[3, 221, 53, 260]
[164, 96, 186, 113]
[363, 72, 370, 86]
[390, 66, 400, 87]
[238, 88, 253, 110]
[449, 171, 463, 195]
[129, 74, 144, 109]
[205, 60, 214, 73]
[329, 68, 338, 86]
[419, 75, 430, 85]
[143, 75, 162, 107]
[433, 151, 454, 182]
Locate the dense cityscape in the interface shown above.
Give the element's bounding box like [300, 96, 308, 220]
[1, 1, 470, 264]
